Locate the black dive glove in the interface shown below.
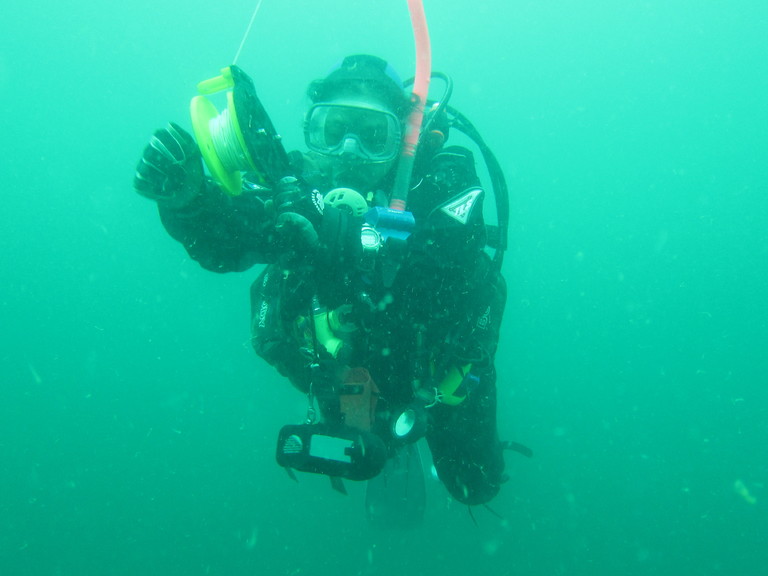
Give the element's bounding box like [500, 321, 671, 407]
[271, 176, 362, 266]
[273, 176, 324, 224]
[272, 176, 323, 252]
[134, 123, 204, 209]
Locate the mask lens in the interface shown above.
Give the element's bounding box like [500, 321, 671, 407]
[306, 104, 400, 161]
[356, 111, 390, 155]
[322, 107, 352, 148]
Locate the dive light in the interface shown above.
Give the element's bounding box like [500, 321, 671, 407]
[391, 402, 428, 444]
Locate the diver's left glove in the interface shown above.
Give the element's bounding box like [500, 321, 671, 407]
[133, 123, 204, 209]
[273, 176, 322, 254]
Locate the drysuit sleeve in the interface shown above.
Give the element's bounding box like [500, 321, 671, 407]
[461, 256, 507, 368]
[410, 145, 507, 372]
[157, 178, 278, 273]
[156, 173, 362, 275]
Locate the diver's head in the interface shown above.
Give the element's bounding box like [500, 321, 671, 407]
[304, 55, 411, 190]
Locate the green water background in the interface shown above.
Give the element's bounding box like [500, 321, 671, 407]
[1, 1, 766, 574]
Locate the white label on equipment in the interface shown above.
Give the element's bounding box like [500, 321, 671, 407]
[309, 435, 353, 463]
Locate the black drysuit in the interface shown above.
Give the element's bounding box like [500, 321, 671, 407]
[154, 145, 507, 505]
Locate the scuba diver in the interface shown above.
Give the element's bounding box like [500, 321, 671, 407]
[134, 54, 520, 520]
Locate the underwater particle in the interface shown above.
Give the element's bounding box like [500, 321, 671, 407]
[734, 479, 757, 505]
[244, 526, 258, 549]
[635, 545, 650, 562]
[483, 538, 501, 555]
[28, 363, 42, 384]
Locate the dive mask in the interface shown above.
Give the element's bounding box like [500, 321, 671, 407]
[305, 102, 402, 163]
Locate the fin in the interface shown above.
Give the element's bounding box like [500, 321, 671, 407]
[365, 443, 426, 529]
[330, 476, 348, 495]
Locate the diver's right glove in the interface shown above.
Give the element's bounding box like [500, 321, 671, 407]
[134, 123, 204, 209]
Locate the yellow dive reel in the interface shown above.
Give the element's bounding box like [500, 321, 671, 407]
[190, 66, 291, 195]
